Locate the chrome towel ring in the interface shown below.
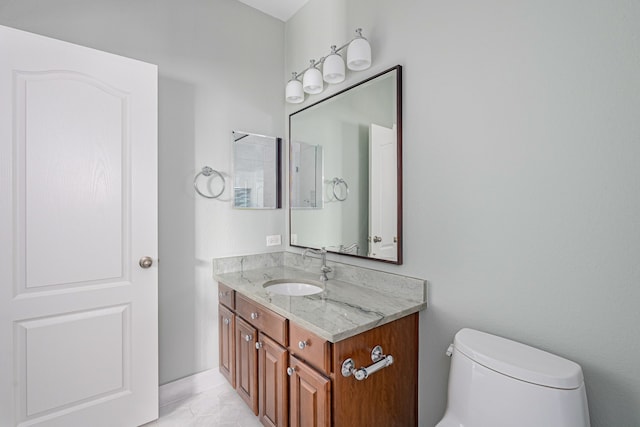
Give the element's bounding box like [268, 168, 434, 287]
[332, 177, 349, 201]
[194, 166, 225, 199]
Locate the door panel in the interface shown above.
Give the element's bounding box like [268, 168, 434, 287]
[17, 71, 127, 290]
[16, 306, 130, 416]
[0, 25, 158, 427]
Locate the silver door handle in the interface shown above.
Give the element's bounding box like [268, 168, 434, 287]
[139, 256, 153, 268]
[373, 236, 382, 243]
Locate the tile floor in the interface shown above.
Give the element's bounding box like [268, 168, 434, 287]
[144, 378, 263, 427]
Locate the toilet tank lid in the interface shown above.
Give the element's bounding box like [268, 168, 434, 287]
[454, 328, 584, 389]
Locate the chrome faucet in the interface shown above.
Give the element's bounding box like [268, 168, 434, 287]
[302, 247, 332, 282]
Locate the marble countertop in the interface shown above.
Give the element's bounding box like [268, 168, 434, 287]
[214, 265, 427, 343]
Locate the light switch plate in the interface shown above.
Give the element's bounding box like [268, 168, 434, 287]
[266, 234, 281, 246]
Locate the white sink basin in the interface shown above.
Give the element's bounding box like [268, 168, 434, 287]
[263, 279, 323, 296]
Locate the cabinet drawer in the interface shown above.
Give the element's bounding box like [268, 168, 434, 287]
[236, 293, 287, 346]
[218, 282, 235, 309]
[289, 322, 331, 374]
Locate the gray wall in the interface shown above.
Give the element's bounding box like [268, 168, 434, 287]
[0, 0, 286, 384]
[286, 0, 640, 426]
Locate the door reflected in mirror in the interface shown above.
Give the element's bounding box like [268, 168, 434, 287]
[233, 131, 282, 209]
[289, 65, 402, 263]
[291, 141, 323, 209]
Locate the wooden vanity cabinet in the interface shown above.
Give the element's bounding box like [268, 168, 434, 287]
[217, 282, 419, 427]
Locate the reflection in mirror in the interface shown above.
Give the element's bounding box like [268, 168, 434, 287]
[290, 141, 323, 209]
[289, 65, 402, 263]
[233, 131, 281, 209]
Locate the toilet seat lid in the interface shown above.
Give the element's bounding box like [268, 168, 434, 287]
[454, 328, 584, 389]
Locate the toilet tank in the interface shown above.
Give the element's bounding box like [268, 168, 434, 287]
[437, 328, 590, 427]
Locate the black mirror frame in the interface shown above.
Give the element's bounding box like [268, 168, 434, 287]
[288, 65, 402, 264]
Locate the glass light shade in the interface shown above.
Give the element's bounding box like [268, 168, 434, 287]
[347, 37, 371, 71]
[286, 79, 304, 104]
[323, 53, 345, 84]
[302, 67, 323, 94]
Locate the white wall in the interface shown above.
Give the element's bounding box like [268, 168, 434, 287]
[286, 0, 640, 426]
[0, 0, 286, 385]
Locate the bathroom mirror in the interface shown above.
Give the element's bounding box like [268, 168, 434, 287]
[232, 131, 282, 209]
[289, 65, 402, 263]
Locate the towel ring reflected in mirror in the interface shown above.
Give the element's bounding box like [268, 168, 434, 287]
[194, 166, 225, 199]
[332, 177, 349, 201]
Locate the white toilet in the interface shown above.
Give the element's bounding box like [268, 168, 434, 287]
[436, 328, 590, 427]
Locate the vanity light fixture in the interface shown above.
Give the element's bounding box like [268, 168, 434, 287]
[302, 60, 323, 94]
[286, 72, 304, 104]
[346, 28, 372, 71]
[286, 28, 372, 103]
[323, 45, 346, 84]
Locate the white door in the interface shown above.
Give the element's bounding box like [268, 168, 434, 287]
[369, 123, 398, 261]
[0, 25, 158, 426]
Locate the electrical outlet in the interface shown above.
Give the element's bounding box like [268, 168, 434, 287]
[266, 234, 281, 247]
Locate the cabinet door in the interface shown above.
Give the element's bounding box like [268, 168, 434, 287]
[235, 316, 258, 414]
[218, 304, 235, 387]
[258, 333, 288, 427]
[289, 355, 331, 427]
